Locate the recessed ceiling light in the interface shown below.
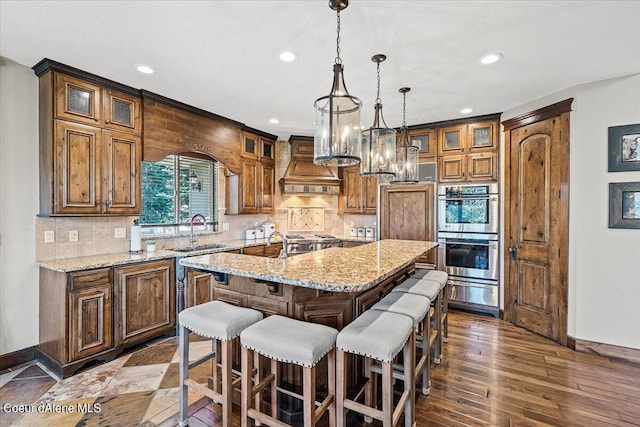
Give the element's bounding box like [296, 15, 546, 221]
[480, 53, 503, 64]
[460, 108, 473, 114]
[269, 118, 280, 124]
[136, 64, 155, 74]
[279, 51, 298, 62]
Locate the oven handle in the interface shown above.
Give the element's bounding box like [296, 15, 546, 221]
[439, 196, 498, 201]
[438, 240, 498, 247]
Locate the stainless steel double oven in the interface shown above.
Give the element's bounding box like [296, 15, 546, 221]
[437, 183, 499, 316]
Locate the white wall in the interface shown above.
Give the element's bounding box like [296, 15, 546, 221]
[502, 73, 640, 350]
[0, 58, 40, 355]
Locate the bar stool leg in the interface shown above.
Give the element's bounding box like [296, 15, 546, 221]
[270, 359, 278, 419]
[422, 315, 431, 395]
[382, 361, 393, 427]
[241, 346, 253, 427]
[327, 349, 336, 427]
[433, 291, 443, 364]
[179, 326, 189, 427]
[364, 356, 374, 423]
[303, 365, 316, 426]
[404, 333, 415, 427]
[443, 283, 449, 343]
[221, 340, 232, 427]
[336, 349, 347, 427]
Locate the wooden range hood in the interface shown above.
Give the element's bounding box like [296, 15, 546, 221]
[279, 135, 341, 195]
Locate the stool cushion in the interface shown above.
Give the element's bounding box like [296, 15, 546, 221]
[371, 292, 430, 326]
[423, 270, 448, 288]
[392, 278, 441, 300]
[179, 300, 263, 342]
[240, 315, 338, 368]
[412, 269, 431, 280]
[337, 310, 413, 363]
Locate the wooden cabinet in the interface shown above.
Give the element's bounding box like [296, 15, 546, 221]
[184, 267, 215, 309]
[68, 269, 113, 362]
[439, 152, 498, 182]
[242, 245, 266, 256]
[115, 260, 175, 346]
[39, 267, 118, 378]
[434, 118, 499, 183]
[380, 183, 436, 265]
[341, 241, 367, 249]
[338, 166, 378, 215]
[264, 242, 283, 258]
[38, 67, 142, 216]
[438, 120, 497, 154]
[228, 132, 275, 214]
[409, 128, 437, 160]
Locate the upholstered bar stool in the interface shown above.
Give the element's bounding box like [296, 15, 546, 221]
[392, 277, 443, 364]
[240, 315, 338, 427]
[179, 300, 263, 427]
[336, 310, 415, 427]
[425, 271, 449, 342]
[371, 292, 432, 396]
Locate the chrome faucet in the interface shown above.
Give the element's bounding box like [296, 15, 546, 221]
[189, 214, 207, 247]
[267, 231, 288, 259]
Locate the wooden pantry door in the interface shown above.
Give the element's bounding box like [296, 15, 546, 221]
[503, 99, 572, 345]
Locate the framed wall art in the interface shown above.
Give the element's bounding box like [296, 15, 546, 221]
[608, 123, 640, 172]
[609, 182, 640, 229]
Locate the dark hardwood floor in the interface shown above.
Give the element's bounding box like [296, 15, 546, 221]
[174, 310, 640, 427]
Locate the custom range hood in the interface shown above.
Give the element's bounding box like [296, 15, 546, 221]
[279, 135, 341, 195]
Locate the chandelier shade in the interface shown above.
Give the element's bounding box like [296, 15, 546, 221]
[391, 87, 419, 184]
[313, 0, 362, 167]
[361, 54, 396, 177]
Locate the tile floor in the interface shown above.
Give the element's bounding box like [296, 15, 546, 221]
[0, 335, 214, 426]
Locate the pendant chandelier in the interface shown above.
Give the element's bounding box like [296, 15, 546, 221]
[313, 0, 362, 167]
[391, 87, 419, 184]
[361, 54, 396, 177]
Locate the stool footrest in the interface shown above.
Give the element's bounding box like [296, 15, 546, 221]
[344, 398, 383, 421]
[315, 394, 334, 420]
[188, 351, 216, 370]
[184, 378, 223, 405]
[251, 373, 275, 398]
[247, 408, 291, 427]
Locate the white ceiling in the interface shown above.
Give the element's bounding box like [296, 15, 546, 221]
[1, 1, 639, 140]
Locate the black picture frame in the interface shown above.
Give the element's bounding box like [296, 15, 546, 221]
[608, 123, 640, 172]
[609, 182, 640, 229]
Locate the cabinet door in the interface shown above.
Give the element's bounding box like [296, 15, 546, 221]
[243, 245, 265, 256]
[261, 138, 275, 162]
[69, 284, 113, 361]
[260, 162, 274, 213]
[240, 160, 259, 213]
[467, 152, 498, 181]
[103, 130, 141, 214]
[55, 73, 102, 126]
[103, 89, 141, 135]
[355, 287, 380, 316]
[438, 124, 466, 154]
[294, 298, 353, 331]
[439, 155, 466, 182]
[339, 166, 361, 214]
[409, 129, 437, 159]
[54, 121, 102, 214]
[241, 132, 259, 158]
[185, 268, 214, 308]
[362, 175, 378, 215]
[467, 121, 497, 151]
[264, 242, 283, 258]
[116, 260, 175, 345]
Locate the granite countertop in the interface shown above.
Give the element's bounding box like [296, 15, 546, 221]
[180, 239, 438, 293]
[35, 238, 280, 273]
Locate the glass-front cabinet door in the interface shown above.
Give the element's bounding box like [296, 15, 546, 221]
[104, 89, 141, 135]
[438, 124, 466, 154]
[55, 73, 102, 126]
[468, 121, 496, 151]
[409, 129, 436, 159]
[242, 132, 259, 158]
[261, 138, 274, 162]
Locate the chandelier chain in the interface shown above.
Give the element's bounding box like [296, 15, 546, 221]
[335, 10, 342, 64]
[402, 91, 407, 127]
[375, 62, 382, 104]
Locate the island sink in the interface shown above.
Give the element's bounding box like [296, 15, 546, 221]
[172, 243, 227, 252]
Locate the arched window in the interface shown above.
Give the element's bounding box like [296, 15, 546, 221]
[140, 154, 218, 234]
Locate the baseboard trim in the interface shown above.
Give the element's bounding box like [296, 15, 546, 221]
[0, 345, 37, 372]
[571, 336, 640, 365]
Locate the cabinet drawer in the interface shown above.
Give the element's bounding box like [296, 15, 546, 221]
[69, 268, 111, 290]
[264, 243, 282, 258]
[243, 245, 265, 256]
[247, 295, 288, 317]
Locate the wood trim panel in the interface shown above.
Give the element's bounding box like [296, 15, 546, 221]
[406, 112, 502, 132]
[0, 346, 37, 372]
[502, 98, 573, 131]
[142, 97, 243, 174]
[573, 337, 640, 366]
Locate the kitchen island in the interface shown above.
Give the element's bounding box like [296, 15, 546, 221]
[179, 239, 438, 421]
